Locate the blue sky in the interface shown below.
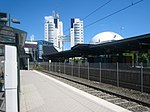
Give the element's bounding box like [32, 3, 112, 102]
[0, 0, 150, 49]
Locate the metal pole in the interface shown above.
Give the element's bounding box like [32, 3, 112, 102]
[64, 62, 65, 74]
[72, 63, 73, 76]
[51, 62, 53, 71]
[88, 62, 89, 80]
[78, 63, 80, 78]
[9, 13, 11, 26]
[53, 62, 54, 72]
[117, 62, 119, 87]
[52, 62, 54, 72]
[48, 62, 51, 71]
[27, 58, 29, 70]
[99, 62, 101, 83]
[52, 63, 53, 71]
[141, 62, 143, 92]
[50, 62, 51, 71]
[55, 62, 56, 72]
[44, 63, 47, 70]
[16, 34, 20, 112]
[48, 61, 50, 71]
[59, 62, 60, 73]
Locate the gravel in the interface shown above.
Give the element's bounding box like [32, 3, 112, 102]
[42, 70, 150, 111]
[129, 105, 150, 112]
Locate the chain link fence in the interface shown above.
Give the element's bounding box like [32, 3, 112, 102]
[36, 62, 150, 93]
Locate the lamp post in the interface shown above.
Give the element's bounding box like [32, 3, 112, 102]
[0, 13, 20, 26]
[0, 12, 21, 112]
[9, 13, 20, 26]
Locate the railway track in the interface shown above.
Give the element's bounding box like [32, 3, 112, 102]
[41, 70, 150, 112]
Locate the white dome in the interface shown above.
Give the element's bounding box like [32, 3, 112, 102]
[90, 32, 124, 44]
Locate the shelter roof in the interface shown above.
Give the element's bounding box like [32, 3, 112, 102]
[43, 33, 150, 60]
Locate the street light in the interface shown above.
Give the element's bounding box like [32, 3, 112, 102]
[0, 12, 23, 112]
[0, 13, 20, 26]
[11, 18, 20, 24]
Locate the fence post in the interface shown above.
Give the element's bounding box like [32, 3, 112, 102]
[117, 62, 119, 87]
[48, 62, 50, 71]
[45, 62, 46, 70]
[50, 62, 52, 71]
[53, 62, 55, 72]
[88, 62, 89, 80]
[52, 63, 53, 71]
[72, 62, 73, 76]
[51, 63, 52, 71]
[141, 62, 143, 92]
[27, 58, 29, 70]
[99, 62, 101, 83]
[53, 62, 54, 72]
[59, 62, 60, 73]
[55, 62, 56, 72]
[64, 62, 65, 74]
[78, 63, 80, 78]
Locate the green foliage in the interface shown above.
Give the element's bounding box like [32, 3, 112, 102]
[138, 53, 150, 62]
[34, 64, 44, 71]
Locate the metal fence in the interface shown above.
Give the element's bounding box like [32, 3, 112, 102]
[38, 62, 150, 93]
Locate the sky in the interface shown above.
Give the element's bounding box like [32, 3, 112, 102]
[0, 0, 150, 49]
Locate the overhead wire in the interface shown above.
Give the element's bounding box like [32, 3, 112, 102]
[84, 0, 144, 28]
[64, 0, 113, 34]
[82, 0, 113, 20]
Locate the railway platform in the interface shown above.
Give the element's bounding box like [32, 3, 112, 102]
[20, 70, 130, 112]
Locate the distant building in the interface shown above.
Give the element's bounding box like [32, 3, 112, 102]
[24, 40, 58, 62]
[70, 18, 84, 47]
[90, 32, 124, 44]
[44, 12, 63, 51]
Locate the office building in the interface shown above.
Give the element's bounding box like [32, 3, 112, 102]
[44, 12, 63, 51]
[70, 18, 84, 47]
[24, 40, 58, 62]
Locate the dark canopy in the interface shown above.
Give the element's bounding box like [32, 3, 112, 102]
[43, 33, 150, 60]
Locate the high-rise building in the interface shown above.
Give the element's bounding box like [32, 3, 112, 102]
[44, 12, 63, 51]
[70, 18, 84, 47]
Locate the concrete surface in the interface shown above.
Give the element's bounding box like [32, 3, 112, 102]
[20, 70, 131, 112]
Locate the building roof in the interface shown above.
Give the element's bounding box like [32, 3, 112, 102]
[90, 32, 124, 44]
[0, 26, 27, 46]
[43, 33, 150, 60]
[90, 33, 150, 55]
[43, 45, 58, 55]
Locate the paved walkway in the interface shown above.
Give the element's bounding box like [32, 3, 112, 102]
[20, 70, 130, 112]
